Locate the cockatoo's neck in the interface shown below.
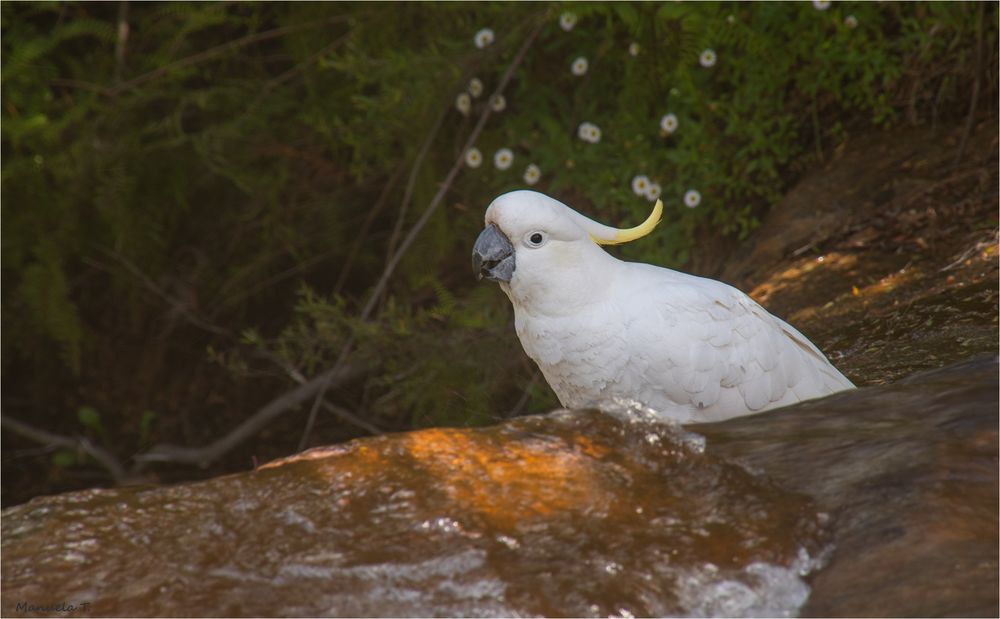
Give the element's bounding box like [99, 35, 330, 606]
[502, 241, 623, 318]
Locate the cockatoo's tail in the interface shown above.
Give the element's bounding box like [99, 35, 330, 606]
[472, 190, 855, 424]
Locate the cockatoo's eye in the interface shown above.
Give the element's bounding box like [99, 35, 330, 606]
[524, 231, 547, 248]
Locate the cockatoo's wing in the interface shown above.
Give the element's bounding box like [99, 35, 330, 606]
[620, 264, 853, 422]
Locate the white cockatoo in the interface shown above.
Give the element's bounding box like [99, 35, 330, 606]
[472, 190, 854, 423]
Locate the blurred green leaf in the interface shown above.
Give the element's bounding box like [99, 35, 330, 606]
[52, 450, 79, 469]
[77, 406, 104, 434]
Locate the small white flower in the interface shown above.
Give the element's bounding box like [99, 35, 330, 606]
[490, 94, 506, 112]
[474, 28, 495, 49]
[631, 175, 651, 196]
[494, 148, 513, 170]
[523, 163, 541, 185]
[577, 121, 602, 143]
[468, 77, 484, 98]
[644, 183, 662, 202]
[585, 123, 602, 144]
[727, 14, 736, 24]
[571, 56, 589, 76]
[455, 93, 471, 116]
[699, 49, 717, 68]
[465, 147, 483, 168]
[559, 12, 578, 32]
[628, 42, 640, 57]
[660, 113, 678, 134]
[844, 15, 858, 29]
[684, 189, 701, 208]
[812, 0, 830, 10]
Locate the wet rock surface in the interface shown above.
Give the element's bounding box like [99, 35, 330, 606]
[713, 117, 999, 385]
[3, 406, 827, 618]
[3, 359, 996, 617]
[699, 356, 999, 618]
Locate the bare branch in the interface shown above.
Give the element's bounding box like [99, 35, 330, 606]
[136, 361, 364, 467]
[114, 16, 350, 93]
[1, 415, 129, 484]
[259, 350, 383, 437]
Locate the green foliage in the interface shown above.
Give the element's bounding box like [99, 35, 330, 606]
[453, 2, 991, 268]
[76, 405, 104, 434]
[1, 1, 993, 483]
[138, 410, 157, 446]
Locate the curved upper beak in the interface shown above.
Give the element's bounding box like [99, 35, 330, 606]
[472, 223, 515, 283]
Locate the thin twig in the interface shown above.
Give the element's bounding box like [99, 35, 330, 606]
[385, 102, 451, 262]
[334, 164, 406, 296]
[296, 338, 356, 450]
[245, 33, 351, 115]
[219, 249, 336, 312]
[49, 78, 114, 96]
[94, 251, 230, 337]
[114, 16, 349, 93]
[114, 1, 130, 84]
[506, 372, 540, 419]
[954, 1, 984, 166]
[1, 415, 129, 483]
[939, 227, 999, 272]
[811, 99, 823, 163]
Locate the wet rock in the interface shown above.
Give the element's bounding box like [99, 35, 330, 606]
[699, 356, 999, 618]
[2, 359, 995, 618]
[697, 118, 999, 387]
[2, 407, 825, 618]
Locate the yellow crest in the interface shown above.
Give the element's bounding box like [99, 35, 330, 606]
[590, 199, 663, 245]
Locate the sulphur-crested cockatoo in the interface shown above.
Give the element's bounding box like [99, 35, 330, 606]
[472, 190, 854, 423]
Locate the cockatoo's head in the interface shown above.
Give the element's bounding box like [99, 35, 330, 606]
[472, 190, 662, 308]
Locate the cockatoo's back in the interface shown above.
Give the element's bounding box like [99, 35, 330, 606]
[606, 262, 852, 421]
[473, 190, 854, 423]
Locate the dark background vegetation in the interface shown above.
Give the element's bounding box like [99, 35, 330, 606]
[2, 1, 996, 506]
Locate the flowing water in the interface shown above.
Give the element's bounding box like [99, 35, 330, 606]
[3, 357, 996, 617]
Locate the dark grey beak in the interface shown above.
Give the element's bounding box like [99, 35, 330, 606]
[472, 223, 515, 283]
